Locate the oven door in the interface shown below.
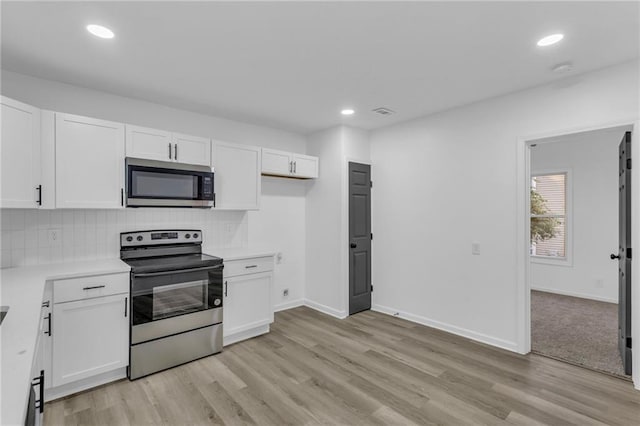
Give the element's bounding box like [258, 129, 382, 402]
[126, 158, 214, 208]
[130, 264, 222, 344]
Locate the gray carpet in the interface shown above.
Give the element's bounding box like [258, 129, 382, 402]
[531, 290, 629, 379]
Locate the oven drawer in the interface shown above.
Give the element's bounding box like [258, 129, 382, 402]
[129, 323, 222, 379]
[224, 256, 273, 277]
[53, 273, 129, 303]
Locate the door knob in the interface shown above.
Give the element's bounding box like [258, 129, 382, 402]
[350, 243, 357, 248]
[610, 253, 621, 260]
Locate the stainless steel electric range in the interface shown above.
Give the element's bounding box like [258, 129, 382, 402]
[120, 230, 223, 380]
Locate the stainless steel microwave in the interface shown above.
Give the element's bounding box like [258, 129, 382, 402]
[125, 158, 215, 208]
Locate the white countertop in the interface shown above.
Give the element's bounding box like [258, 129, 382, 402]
[0, 259, 130, 426]
[204, 246, 276, 261]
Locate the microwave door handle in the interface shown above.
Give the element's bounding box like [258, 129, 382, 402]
[133, 264, 223, 278]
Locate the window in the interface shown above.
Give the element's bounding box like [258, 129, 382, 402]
[531, 172, 570, 263]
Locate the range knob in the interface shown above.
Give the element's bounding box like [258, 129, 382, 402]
[193, 233, 199, 239]
[136, 235, 143, 242]
[184, 233, 191, 239]
[126, 236, 133, 242]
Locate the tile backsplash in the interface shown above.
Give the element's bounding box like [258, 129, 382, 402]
[0, 209, 247, 268]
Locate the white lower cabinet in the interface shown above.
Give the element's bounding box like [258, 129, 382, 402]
[223, 256, 274, 346]
[46, 273, 129, 398]
[52, 294, 128, 386]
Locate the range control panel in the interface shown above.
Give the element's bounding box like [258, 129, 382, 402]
[120, 230, 202, 247]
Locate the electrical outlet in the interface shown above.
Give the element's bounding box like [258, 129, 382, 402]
[472, 242, 481, 255]
[283, 289, 289, 297]
[596, 279, 604, 289]
[48, 228, 62, 247]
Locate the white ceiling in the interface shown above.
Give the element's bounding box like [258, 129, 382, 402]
[1, 1, 638, 134]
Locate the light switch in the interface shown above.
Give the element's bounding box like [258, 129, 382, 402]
[472, 242, 481, 255]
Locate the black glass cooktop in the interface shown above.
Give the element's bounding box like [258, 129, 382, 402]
[123, 253, 223, 274]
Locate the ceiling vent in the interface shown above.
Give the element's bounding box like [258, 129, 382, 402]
[372, 107, 395, 116]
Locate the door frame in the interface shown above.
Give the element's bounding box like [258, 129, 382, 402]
[516, 117, 640, 390]
[342, 157, 372, 318]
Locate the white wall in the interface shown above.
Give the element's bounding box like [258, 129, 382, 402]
[369, 60, 639, 351]
[0, 70, 308, 308]
[530, 127, 626, 303]
[305, 125, 370, 317]
[306, 127, 345, 316]
[248, 177, 306, 310]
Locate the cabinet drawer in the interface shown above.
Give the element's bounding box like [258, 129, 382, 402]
[53, 273, 129, 303]
[224, 256, 273, 277]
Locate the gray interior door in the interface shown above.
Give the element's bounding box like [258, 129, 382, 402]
[349, 162, 372, 315]
[616, 131, 632, 375]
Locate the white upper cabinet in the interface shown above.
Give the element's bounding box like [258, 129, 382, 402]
[56, 113, 125, 209]
[1, 96, 41, 208]
[291, 153, 319, 178]
[171, 132, 211, 166]
[124, 125, 211, 167]
[125, 125, 172, 162]
[262, 149, 292, 176]
[212, 141, 261, 210]
[261, 148, 318, 179]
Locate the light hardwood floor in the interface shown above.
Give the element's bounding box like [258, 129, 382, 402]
[45, 307, 640, 425]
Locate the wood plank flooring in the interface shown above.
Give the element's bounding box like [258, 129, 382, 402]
[45, 307, 640, 425]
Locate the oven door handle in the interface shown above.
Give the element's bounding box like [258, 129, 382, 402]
[132, 264, 223, 278]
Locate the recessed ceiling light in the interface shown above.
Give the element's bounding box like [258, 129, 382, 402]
[537, 33, 564, 47]
[86, 24, 115, 39]
[341, 109, 355, 116]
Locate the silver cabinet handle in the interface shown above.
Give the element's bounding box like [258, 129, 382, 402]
[174, 144, 178, 161]
[294, 161, 297, 173]
[82, 285, 106, 290]
[245, 265, 258, 269]
[169, 142, 172, 160]
[124, 297, 128, 317]
[289, 161, 292, 173]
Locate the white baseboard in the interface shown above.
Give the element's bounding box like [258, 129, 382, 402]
[224, 324, 270, 346]
[45, 368, 126, 402]
[303, 299, 348, 319]
[371, 303, 519, 353]
[531, 286, 617, 304]
[274, 298, 305, 312]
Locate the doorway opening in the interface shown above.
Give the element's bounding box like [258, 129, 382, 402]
[527, 126, 632, 378]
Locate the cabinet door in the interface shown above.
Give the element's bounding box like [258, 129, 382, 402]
[125, 124, 172, 162]
[212, 141, 261, 210]
[292, 153, 319, 178]
[56, 113, 125, 208]
[172, 132, 211, 166]
[52, 293, 128, 387]
[261, 148, 292, 176]
[1, 96, 41, 208]
[224, 272, 273, 338]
